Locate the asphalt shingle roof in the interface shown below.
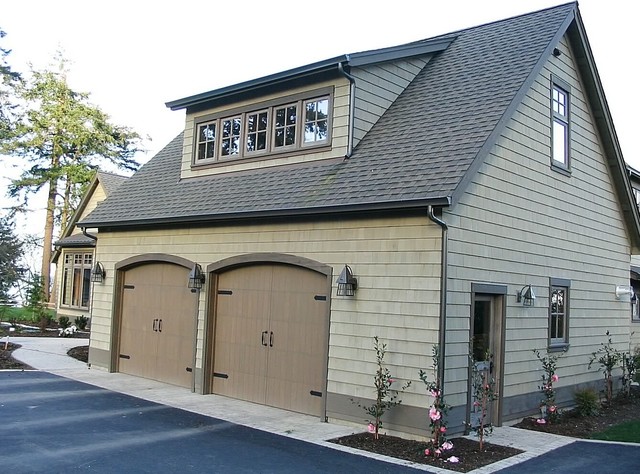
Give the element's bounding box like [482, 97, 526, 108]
[81, 3, 576, 228]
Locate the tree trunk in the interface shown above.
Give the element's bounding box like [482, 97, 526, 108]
[41, 177, 57, 303]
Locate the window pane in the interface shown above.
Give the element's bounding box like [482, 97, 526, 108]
[62, 268, 70, 305]
[553, 120, 567, 165]
[304, 98, 329, 144]
[221, 117, 241, 156]
[197, 123, 216, 160]
[246, 111, 268, 153]
[81, 268, 91, 307]
[72, 268, 82, 306]
[274, 104, 296, 148]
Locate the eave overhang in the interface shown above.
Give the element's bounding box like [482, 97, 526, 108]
[165, 36, 456, 113]
[79, 197, 452, 231]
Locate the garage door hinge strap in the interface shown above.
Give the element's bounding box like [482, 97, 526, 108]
[314, 295, 327, 301]
[213, 372, 229, 379]
[310, 390, 323, 397]
[119, 354, 131, 359]
[218, 290, 233, 295]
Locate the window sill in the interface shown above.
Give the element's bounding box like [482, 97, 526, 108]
[548, 343, 569, 353]
[550, 162, 571, 177]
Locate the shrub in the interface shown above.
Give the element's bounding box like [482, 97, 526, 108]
[467, 350, 498, 450]
[574, 388, 599, 416]
[533, 348, 565, 423]
[74, 315, 89, 331]
[588, 331, 621, 403]
[352, 336, 410, 440]
[58, 316, 70, 329]
[420, 345, 451, 457]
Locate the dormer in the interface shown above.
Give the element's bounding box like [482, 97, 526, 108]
[166, 36, 456, 180]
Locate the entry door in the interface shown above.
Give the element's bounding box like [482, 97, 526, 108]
[211, 264, 328, 416]
[118, 263, 197, 388]
[470, 294, 504, 426]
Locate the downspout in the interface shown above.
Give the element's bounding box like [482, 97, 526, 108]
[427, 205, 448, 392]
[81, 227, 98, 241]
[338, 61, 356, 158]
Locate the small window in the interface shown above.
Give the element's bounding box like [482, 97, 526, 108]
[246, 110, 269, 154]
[632, 291, 640, 322]
[220, 116, 242, 157]
[274, 103, 297, 149]
[551, 82, 570, 170]
[197, 122, 217, 161]
[549, 278, 570, 348]
[303, 98, 329, 144]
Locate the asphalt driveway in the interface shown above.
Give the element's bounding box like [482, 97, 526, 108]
[0, 371, 422, 473]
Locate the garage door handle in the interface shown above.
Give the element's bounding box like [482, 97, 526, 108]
[152, 319, 158, 331]
[269, 331, 274, 347]
[158, 319, 162, 332]
[261, 331, 268, 346]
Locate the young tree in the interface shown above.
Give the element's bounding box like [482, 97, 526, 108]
[1, 56, 143, 301]
[0, 214, 24, 306]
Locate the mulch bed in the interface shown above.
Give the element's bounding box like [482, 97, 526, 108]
[330, 433, 522, 472]
[0, 342, 34, 370]
[513, 393, 640, 438]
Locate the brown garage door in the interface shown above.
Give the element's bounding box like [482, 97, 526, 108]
[211, 264, 328, 416]
[118, 262, 197, 388]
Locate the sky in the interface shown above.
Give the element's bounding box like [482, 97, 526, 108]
[0, 0, 638, 249]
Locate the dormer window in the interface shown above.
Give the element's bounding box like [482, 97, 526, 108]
[193, 90, 331, 166]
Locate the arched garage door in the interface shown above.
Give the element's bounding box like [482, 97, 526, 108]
[211, 263, 328, 416]
[118, 262, 197, 388]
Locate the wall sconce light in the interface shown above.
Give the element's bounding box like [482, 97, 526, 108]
[517, 284, 536, 306]
[188, 263, 206, 290]
[90, 262, 106, 283]
[615, 285, 633, 301]
[336, 265, 358, 296]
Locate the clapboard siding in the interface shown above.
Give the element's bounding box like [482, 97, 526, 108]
[443, 34, 632, 410]
[90, 214, 443, 408]
[351, 57, 429, 145]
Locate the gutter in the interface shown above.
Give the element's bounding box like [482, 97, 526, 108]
[338, 61, 356, 158]
[427, 205, 448, 392]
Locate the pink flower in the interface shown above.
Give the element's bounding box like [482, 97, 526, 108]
[473, 401, 480, 407]
[430, 389, 440, 397]
[424, 448, 430, 456]
[549, 405, 556, 413]
[447, 456, 460, 463]
[367, 423, 376, 433]
[442, 441, 454, 450]
[439, 426, 447, 433]
[429, 408, 441, 421]
[551, 374, 559, 382]
[435, 448, 442, 456]
[536, 418, 547, 424]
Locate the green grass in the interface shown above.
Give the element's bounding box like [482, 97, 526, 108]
[0, 306, 55, 323]
[591, 421, 640, 443]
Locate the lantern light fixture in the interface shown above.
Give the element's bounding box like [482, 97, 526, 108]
[188, 263, 206, 290]
[336, 265, 358, 296]
[517, 284, 536, 306]
[90, 262, 106, 283]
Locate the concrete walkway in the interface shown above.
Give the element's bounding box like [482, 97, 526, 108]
[6, 337, 592, 473]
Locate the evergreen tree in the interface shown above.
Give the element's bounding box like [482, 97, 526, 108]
[1, 55, 143, 301]
[0, 214, 23, 306]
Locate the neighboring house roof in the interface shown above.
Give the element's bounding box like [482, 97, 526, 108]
[78, 3, 640, 250]
[52, 171, 129, 262]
